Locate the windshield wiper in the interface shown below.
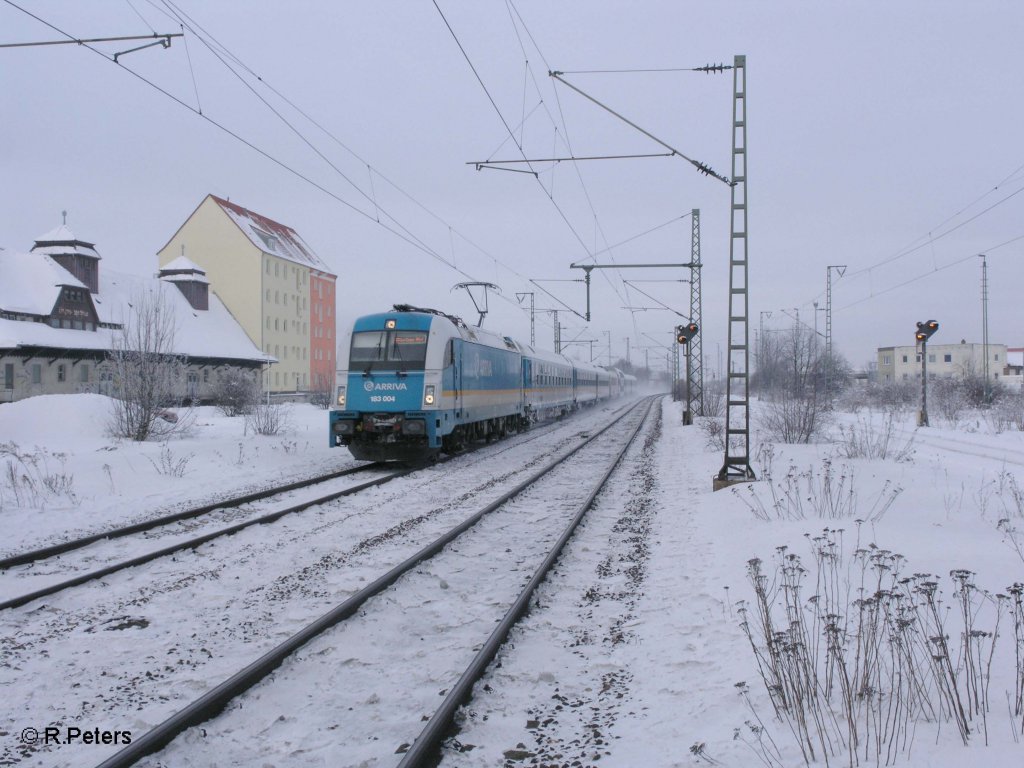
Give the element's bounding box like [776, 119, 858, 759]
[392, 336, 407, 376]
[363, 336, 385, 375]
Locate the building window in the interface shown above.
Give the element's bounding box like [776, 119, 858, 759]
[80, 364, 89, 383]
[995, 354, 1000, 361]
[902, 355, 907, 363]
[3, 363, 12, 389]
[266, 289, 271, 302]
[274, 318, 279, 331]
[944, 354, 952, 362]
[275, 263, 279, 277]
[57, 364, 66, 382]
[203, 369, 209, 383]
[31, 364, 41, 384]
[275, 291, 279, 304]
[928, 354, 935, 363]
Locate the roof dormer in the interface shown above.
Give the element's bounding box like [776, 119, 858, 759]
[31, 221, 102, 294]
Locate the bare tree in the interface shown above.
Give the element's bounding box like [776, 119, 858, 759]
[212, 369, 261, 416]
[756, 325, 834, 443]
[106, 288, 189, 441]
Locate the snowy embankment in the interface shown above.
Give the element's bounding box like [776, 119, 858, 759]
[0, 394, 352, 557]
[2, 393, 1023, 767]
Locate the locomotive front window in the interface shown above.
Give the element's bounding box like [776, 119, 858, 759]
[351, 330, 428, 371]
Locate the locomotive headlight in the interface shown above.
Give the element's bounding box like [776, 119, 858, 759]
[424, 385, 436, 406]
[336, 385, 346, 407]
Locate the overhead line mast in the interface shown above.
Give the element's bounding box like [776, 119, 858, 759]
[714, 55, 755, 489]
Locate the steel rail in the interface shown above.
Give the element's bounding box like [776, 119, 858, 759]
[397, 398, 655, 766]
[94, 397, 653, 768]
[0, 467, 411, 612]
[0, 463, 382, 570]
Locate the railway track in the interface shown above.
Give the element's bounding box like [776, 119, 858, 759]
[0, 463, 410, 611]
[0, 404, 623, 614]
[93, 396, 656, 768]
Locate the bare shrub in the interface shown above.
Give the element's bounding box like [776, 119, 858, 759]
[733, 457, 902, 522]
[147, 443, 193, 477]
[698, 379, 725, 418]
[985, 393, 1024, 434]
[759, 394, 831, 444]
[106, 288, 191, 441]
[212, 370, 260, 417]
[0, 442, 77, 509]
[739, 532, 1015, 764]
[864, 380, 917, 414]
[834, 410, 915, 461]
[699, 417, 725, 450]
[932, 377, 970, 428]
[309, 382, 333, 410]
[245, 400, 290, 436]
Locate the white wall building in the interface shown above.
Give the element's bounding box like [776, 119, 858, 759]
[876, 341, 1008, 384]
[1, 225, 273, 404]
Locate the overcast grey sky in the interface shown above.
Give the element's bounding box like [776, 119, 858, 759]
[2, 1, 1022, 372]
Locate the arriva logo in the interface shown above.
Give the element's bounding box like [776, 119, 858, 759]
[363, 381, 409, 392]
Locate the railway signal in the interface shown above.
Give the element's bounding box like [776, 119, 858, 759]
[676, 322, 699, 344]
[915, 319, 938, 342]
[915, 319, 938, 426]
[674, 322, 699, 425]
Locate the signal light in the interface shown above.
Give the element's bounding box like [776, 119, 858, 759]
[915, 319, 939, 342]
[676, 322, 699, 344]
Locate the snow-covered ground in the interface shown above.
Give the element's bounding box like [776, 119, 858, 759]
[1, 393, 1023, 767]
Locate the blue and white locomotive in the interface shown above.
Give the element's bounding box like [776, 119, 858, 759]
[329, 305, 621, 462]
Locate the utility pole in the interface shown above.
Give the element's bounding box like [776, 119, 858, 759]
[688, 209, 705, 416]
[716, 55, 756, 489]
[604, 330, 611, 366]
[624, 337, 631, 366]
[980, 254, 990, 401]
[825, 265, 846, 401]
[515, 292, 536, 347]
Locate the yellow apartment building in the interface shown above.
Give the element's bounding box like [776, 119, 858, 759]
[158, 195, 336, 393]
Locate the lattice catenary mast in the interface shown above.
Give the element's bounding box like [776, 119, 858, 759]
[714, 55, 755, 488]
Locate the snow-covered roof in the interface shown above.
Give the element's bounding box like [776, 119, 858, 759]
[159, 256, 210, 284]
[0, 256, 273, 363]
[160, 272, 210, 285]
[0, 251, 87, 316]
[161, 255, 207, 273]
[31, 224, 101, 259]
[95, 269, 273, 362]
[211, 195, 332, 273]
